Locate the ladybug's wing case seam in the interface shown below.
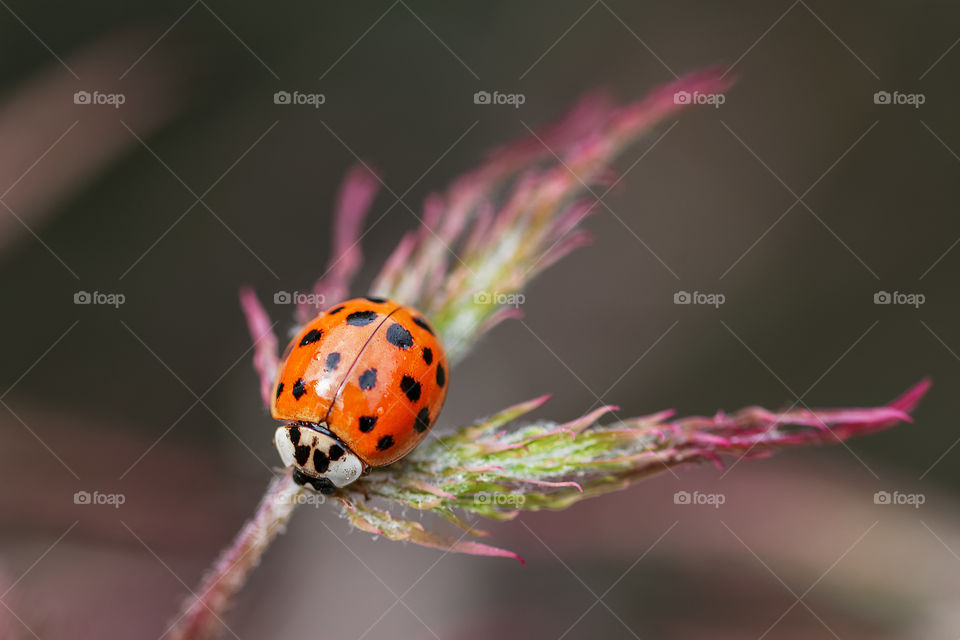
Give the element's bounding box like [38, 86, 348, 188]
[270, 299, 399, 424]
[320, 306, 401, 425]
[325, 306, 449, 467]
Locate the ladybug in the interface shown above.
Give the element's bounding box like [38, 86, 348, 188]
[271, 297, 448, 493]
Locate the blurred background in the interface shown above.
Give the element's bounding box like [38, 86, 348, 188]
[1, 1, 959, 638]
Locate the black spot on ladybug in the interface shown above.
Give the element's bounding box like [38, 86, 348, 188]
[400, 376, 422, 402]
[289, 425, 301, 445]
[299, 329, 323, 346]
[292, 378, 307, 400]
[325, 352, 341, 371]
[358, 416, 378, 432]
[347, 310, 377, 326]
[358, 368, 377, 390]
[413, 407, 430, 433]
[365, 296, 387, 303]
[376, 435, 395, 451]
[313, 449, 330, 473]
[293, 468, 336, 494]
[422, 347, 433, 365]
[328, 305, 345, 315]
[294, 444, 310, 466]
[386, 323, 413, 349]
[328, 444, 344, 461]
[412, 316, 435, 336]
[436, 363, 446, 388]
[276, 382, 284, 399]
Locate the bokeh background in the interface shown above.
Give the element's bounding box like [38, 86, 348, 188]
[2, 1, 959, 638]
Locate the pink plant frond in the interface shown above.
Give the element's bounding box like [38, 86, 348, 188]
[888, 377, 932, 414]
[479, 92, 613, 174]
[370, 69, 731, 364]
[239, 287, 280, 409]
[606, 66, 730, 145]
[669, 381, 931, 456]
[343, 498, 524, 564]
[560, 405, 620, 433]
[298, 164, 380, 323]
[523, 479, 584, 492]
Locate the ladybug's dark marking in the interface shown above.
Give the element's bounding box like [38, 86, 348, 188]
[400, 376, 422, 402]
[436, 363, 446, 388]
[299, 329, 323, 347]
[413, 407, 430, 433]
[275, 382, 284, 399]
[358, 416, 378, 433]
[412, 316, 435, 336]
[422, 347, 433, 365]
[292, 378, 307, 400]
[346, 310, 377, 326]
[294, 444, 311, 466]
[328, 305, 345, 315]
[325, 352, 341, 371]
[293, 468, 336, 494]
[365, 296, 387, 303]
[358, 368, 378, 390]
[376, 435, 395, 451]
[328, 444, 344, 461]
[289, 425, 301, 445]
[386, 323, 414, 350]
[313, 450, 330, 473]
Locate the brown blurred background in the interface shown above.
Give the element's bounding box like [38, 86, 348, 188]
[1, 1, 959, 638]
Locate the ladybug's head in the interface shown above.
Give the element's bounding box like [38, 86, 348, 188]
[274, 423, 364, 493]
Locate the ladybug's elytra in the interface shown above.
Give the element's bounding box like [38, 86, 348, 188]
[271, 297, 448, 493]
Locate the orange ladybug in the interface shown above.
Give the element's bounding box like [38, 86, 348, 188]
[271, 297, 448, 493]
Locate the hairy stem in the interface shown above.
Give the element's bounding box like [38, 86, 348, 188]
[167, 472, 303, 640]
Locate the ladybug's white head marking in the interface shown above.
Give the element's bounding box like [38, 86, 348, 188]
[274, 423, 364, 491]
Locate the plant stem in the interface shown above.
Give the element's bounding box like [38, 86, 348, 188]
[168, 472, 303, 640]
